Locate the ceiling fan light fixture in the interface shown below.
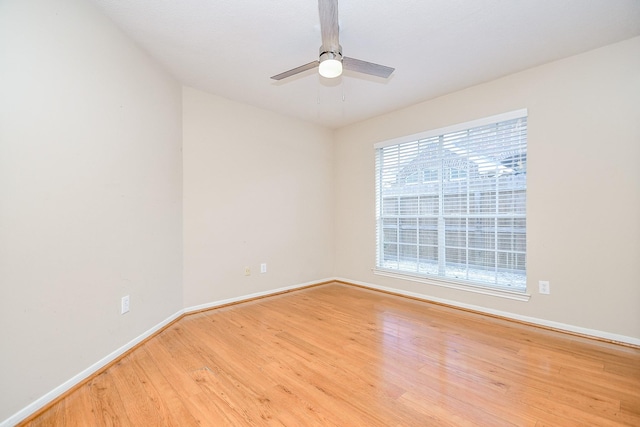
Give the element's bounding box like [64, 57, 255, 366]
[319, 50, 343, 78]
[319, 59, 342, 78]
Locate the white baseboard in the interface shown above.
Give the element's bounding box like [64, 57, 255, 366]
[5, 276, 636, 426]
[183, 278, 329, 314]
[1, 278, 332, 427]
[334, 276, 640, 347]
[1, 310, 184, 427]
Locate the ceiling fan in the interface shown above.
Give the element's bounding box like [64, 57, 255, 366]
[270, 0, 395, 81]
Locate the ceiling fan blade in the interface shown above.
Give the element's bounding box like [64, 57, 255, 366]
[343, 57, 395, 78]
[319, 0, 339, 51]
[270, 61, 319, 80]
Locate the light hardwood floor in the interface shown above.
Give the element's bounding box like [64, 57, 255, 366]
[22, 282, 640, 426]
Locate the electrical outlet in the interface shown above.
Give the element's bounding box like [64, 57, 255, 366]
[244, 266, 251, 276]
[121, 295, 130, 314]
[260, 263, 267, 273]
[538, 281, 550, 295]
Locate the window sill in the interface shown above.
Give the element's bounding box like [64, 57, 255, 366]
[372, 268, 531, 302]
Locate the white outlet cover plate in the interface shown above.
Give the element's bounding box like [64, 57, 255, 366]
[121, 295, 130, 314]
[538, 281, 550, 295]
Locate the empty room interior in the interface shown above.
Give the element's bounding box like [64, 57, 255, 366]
[1, 0, 640, 425]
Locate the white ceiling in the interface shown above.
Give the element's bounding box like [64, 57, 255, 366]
[89, 0, 640, 129]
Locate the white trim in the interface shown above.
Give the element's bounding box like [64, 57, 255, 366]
[1, 310, 184, 427]
[183, 278, 329, 313]
[374, 108, 528, 149]
[1, 278, 332, 427]
[5, 275, 637, 426]
[373, 268, 531, 301]
[334, 276, 640, 347]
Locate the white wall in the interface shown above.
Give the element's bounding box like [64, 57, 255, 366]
[182, 87, 334, 307]
[334, 37, 640, 341]
[0, 0, 183, 421]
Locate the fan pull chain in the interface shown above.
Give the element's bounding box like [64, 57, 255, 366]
[341, 78, 346, 121]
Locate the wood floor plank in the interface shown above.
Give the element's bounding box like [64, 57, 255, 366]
[131, 349, 201, 426]
[109, 356, 168, 426]
[20, 282, 640, 426]
[87, 370, 130, 426]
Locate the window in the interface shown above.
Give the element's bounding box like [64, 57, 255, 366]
[375, 110, 527, 293]
[423, 169, 438, 182]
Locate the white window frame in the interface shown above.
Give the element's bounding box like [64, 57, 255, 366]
[374, 110, 530, 301]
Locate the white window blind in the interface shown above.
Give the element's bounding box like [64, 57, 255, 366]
[375, 111, 527, 292]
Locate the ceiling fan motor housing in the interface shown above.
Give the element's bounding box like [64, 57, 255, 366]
[319, 45, 343, 63]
